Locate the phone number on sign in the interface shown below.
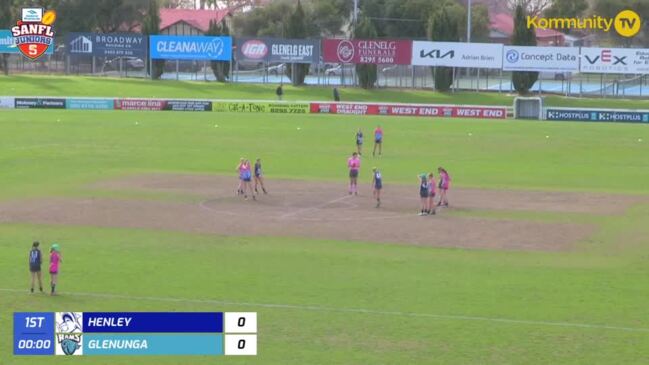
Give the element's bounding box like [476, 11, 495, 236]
[359, 56, 394, 64]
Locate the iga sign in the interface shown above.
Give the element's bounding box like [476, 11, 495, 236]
[503, 46, 579, 72]
[150, 35, 232, 61]
[236, 38, 320, 64]
[66, 33, 146, 57]
[310, 102, 506, 119]
[322, 39, 412, 64]
[412, 41, 503, 69]
[580, 47, 649, 74]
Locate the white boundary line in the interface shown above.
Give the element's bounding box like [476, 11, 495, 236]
[1, 288, 647, 333]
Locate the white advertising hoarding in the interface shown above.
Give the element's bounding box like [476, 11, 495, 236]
[503, 46, 579, 72]
[580, 47, 649, 74]
[411, 41, 503, 69]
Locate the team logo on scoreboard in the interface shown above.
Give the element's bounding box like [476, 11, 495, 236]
[10, 7, 56, 60]
[55, 312, 83, 356]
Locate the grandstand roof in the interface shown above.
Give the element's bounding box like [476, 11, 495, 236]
[160, 8, 231, 33]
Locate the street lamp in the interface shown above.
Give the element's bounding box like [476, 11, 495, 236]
[467, 0, 472, 42]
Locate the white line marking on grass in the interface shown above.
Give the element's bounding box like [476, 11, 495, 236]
[2, 288, 648, 333]
[279, 195, 352, 219]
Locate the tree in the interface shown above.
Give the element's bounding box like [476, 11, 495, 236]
[307, 0, 353, 37]
[94, 0, 148, 33]
[544, 0, 588, 21]
[506, 0, 550, 17]
[469, 3, 490, 42]
[511, 3, 538, 95]
[207, 19, 230, 82]
[142, 0, 164, 79]
[428, 3, 460, 91]
[0, 0, 11, 75]
[284, 0, 309, 86]
[354, 16, 378, 89]
[232, 0, 293, 37]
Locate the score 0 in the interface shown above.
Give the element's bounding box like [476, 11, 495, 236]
[224, 312, 257, 356]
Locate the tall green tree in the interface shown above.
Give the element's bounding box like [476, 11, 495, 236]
[428, 4, 460, 91]
[0, 0, 11, 75]
[511, 3, 538, 95]
[544, 0, 588, 21]
[469, 3, 490, 42]
[354, 16, 378, 89]
[284, 0, 309, 86]
[142, 0, 164, 79]
[207, 19, 230, 82]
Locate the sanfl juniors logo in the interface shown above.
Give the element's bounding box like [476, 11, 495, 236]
[11, 8, 56, 60]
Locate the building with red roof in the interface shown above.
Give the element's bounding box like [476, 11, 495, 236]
[159, 8, 232, 35]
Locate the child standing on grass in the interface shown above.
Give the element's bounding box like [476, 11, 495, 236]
[236, 158, 245, 195]
[254, 158, 268, 194]
[355, 128, 364, 155]
[427, 173, 437, 215]
[418, 174, 430, 215]
[49, 243, 61, 296]
[373, 125, 383, 156]
[347, 152, 361, 195]
[437, 167, 451, 207]
[371, 167, 382, 208]
[241, 159, 255, 200]
[29, 241, 43, 293]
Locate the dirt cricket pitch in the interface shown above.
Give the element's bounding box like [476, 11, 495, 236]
[0, 173, 639, 251]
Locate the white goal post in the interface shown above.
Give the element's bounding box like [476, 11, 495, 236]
[514, 97, 543, 120]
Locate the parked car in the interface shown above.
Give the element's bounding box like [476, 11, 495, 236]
[267, 63, 286, 76]
[104, 56, 145, 70]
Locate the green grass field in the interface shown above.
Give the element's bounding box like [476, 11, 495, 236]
[5, 74, 649, 109]
[1, 78, 648, 364]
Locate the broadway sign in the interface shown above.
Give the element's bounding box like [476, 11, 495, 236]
[236, 38, 320, 64]
[322, 39, 412, 64]
[66, 32, 146, 57]
[580, 47, 649, 74]
[502, 46, 579, 72]
[411, 41, 503, 69]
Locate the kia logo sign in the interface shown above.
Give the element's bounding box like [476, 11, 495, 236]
[505, 49, 519, 63]
[241, 40, 268, 59]
[337, 40, 354, 63]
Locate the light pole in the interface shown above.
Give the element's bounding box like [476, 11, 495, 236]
[353, 0, 359, 30]
[467, 0, 472, 42]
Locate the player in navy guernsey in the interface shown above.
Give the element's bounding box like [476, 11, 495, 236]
[371, 167, 382, 208]
[254, 158, 268, 194]
[418, 174, 430, 215]
[28, 241, 43, 293]
[355, 128, 364, 155]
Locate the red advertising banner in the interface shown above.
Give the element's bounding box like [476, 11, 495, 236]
[310, 103, 507, 119]
[114, 99, 166, 111]
[322, 39, 412, 65]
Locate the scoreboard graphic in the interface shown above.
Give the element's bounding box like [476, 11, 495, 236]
[14, 312, 257, 356]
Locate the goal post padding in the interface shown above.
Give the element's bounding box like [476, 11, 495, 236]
[514, 97, 543, 120]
